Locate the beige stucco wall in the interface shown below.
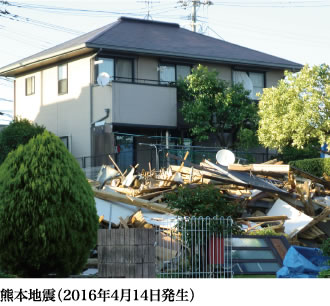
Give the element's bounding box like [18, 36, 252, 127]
[16, 71, 42, 122]
[92, 85, 112, 123]
[266, 70, 284, 88]
[200, 62, 232, 82]
[15, 56, 93, 157]
[112, 82, 177, 127]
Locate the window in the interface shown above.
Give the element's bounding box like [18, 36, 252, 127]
[233, 70, 265, 100]
[176, 65, 191, 80]
[159, 65, 175, 84]
[116, 58, 133, 82]
[25, 76, 35, 96]
[159, 64, 191, 84]
[229, 236, 290, 275]
[95, 57, 133, 84]
[58, 64, 68, 95]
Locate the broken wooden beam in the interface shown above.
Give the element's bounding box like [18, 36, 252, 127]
[237, 215, 289, 222]
[92, 186, 176, 214]
[228, 163, 290, 175]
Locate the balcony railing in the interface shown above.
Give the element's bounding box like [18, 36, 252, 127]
[96, 76, 177, 87]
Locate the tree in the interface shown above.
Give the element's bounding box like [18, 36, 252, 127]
[0, 130, 98, 277]
[178, 65, 258, 147]
[258, 64, 330, 151]
[0, 118, 45, 164]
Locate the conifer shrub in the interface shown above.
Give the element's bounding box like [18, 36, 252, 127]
[0, 130, 98, 277]
[0, 118, 45, 164]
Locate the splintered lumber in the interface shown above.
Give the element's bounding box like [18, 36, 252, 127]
[237, 215, 289, 222]
[136, 188, 174, 200]
[93, 186, 175, 214]
[108, 154, 125, 178]
[291, 165, 330, 189]
[262, 159, 278, 165]
[122, 167, 136, 187]
[166, 151, 189, 186]
[228, 163, 290, 175]
[299, 207, 330, 234]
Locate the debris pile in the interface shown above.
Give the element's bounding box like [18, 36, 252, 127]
[90, 152, 330, 246]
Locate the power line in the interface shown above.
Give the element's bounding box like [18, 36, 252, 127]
[212, 0, 330, 7]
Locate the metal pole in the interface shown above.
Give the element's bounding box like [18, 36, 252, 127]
[192, 0, 197, 32]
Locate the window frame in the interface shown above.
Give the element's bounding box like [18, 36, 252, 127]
[25, 76, 35, 96]
[95, 56, 134, 84]
[232, 69, 266, 100]
[158, 62, 192, 85]
[58, 63, 68, 95]
[229, 235, 290, 275]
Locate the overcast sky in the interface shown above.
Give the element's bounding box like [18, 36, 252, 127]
[1, 0, 329, 124]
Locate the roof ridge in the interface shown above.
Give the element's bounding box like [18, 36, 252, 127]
[86, 19, 121, 44]
[119, 16, 179, 28]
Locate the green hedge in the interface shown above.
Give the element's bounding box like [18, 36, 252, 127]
[289, 158, 330, 177]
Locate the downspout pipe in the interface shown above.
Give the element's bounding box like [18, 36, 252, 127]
[90, 48, 103, 157]
[91, 108, 110, 126]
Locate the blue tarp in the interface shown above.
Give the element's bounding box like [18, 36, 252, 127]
[277, 246, 330, 278]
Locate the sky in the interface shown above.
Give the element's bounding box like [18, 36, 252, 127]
[0, 0, 329, 124]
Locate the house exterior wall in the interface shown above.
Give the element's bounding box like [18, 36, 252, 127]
[266, 70, 284, 88]
[13, 52, 287, 160]
[15, 56, 93, 157]
[200, 62, 232, 82]
[92, 85, 113, 124]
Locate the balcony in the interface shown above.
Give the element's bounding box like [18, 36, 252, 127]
[92, 79, 177, 128]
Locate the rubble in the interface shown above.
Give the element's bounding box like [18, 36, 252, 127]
[90, 152, 330, 247]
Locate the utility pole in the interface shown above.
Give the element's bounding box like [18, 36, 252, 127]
[178, 0, 213, 32]
[192, 0, 197, 32]
[137, 0, 160, 20]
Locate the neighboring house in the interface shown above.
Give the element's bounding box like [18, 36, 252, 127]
[0, 17, 302, 167]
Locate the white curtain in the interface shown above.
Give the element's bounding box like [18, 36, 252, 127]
[233, 71, 254, 99]
[249, 72, 264, 98]
[160, 65, 175, 84]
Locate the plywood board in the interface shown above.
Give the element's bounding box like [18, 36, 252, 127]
[267, 198, 313, 237]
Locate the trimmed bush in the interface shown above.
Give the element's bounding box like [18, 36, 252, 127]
[289, 158, 330, 177]
[0, 118, 45, 164]
[164, 185, 243, 234]
[0, 130, 98, 277]
[278, 142, 320, 163]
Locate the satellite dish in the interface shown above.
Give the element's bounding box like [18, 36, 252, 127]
[216, 149, 235, 166]
[97, 72, 110, 86]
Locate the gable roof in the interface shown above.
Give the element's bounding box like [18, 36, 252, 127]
[0, 17, 302, 76]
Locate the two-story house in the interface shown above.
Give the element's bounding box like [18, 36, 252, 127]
[0, 17, 302, 168]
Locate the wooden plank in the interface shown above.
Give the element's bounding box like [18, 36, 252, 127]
[136, 189, 173, 200]
[228, 164, 290, 174]
[93, 186, 176, 214]
[291, 165, 330, 188]
[271, 238, 288, 260]
[299, 207, 330, 233]
[108, 154, 124, 178]
[237, 215, 288, 222]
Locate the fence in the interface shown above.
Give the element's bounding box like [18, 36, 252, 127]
[77, 146, 272, 180]
[98, 228, 156, 278]
[97, 216, 233, 278]
[156, 216, 233, 278]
